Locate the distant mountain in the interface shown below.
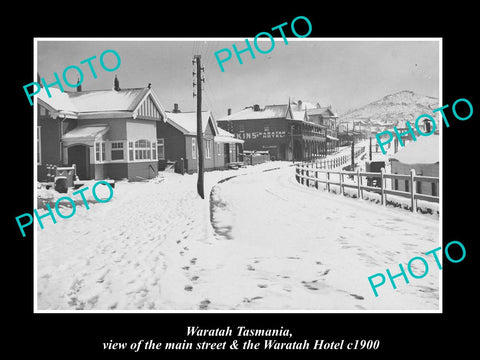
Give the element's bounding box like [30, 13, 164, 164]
[339, 90, 439, 126]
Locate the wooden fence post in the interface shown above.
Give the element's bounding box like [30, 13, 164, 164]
[301, 165, 305, 185]
[356, 168, 361, 199]
[380, 168, 385, 205]
[339, 170, 344, 195]
[410, 168, 416, 213]
[315, 168, 319, 189]
[306, 164, 310, 187]
[326, 171, 330, 192]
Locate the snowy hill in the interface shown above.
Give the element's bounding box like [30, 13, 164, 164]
[339, 90, 439, 126]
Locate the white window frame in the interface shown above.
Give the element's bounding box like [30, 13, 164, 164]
[217, 142, 222, 156]
[37, 126, 42, 165]
[192, 138, 197, 159]
[110, 141, 125, 161]
[152, 141, 157, 160]
[95, 141, 103, 163]
[157, 138, 165, 160]
[128, 141, 134, 161]
[205, 139, 211, 159]
[134, 139, 151, 161]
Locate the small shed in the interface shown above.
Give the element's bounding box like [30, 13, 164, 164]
[390, 135, 439, 196]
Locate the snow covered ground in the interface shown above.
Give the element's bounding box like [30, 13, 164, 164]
[36, 161, 439, 312]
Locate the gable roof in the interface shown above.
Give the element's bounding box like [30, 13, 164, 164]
[218, 104, 294, 122]
[307, 107, 337, 117]
[165, 110, 219, 136]
[37, 87, 166, 120]
[391, 135, 439, 164]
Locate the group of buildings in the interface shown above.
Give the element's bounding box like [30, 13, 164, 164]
[37, 78, 244, 182]
[37, 77, 342, 182]
[217, 100, 340, 162]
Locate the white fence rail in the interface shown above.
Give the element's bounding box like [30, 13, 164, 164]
[295, 164, 439, 213]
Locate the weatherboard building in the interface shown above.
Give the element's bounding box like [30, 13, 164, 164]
[216, 100, 339, 161]
[37, 81, 167, 182]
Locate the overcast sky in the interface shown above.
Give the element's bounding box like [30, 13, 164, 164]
[36, 39, 439, 118]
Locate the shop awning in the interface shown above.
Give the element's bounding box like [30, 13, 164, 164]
[214, 136, 244, 144]
[62, 125, 109, 146]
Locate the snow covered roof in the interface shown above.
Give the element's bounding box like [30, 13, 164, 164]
[307, 107, 337, 117]
[215, 127, 244, 143]
[66, 88, 149, 112]
[291, 110, 307, 121]
[166, 111, 218, 135]
[391, 135, 439, 164]
[290, 100, 319, 110]
[61, 125, 109, 145]
[38, 87, 166, 120]
[218, 104, 292, 121]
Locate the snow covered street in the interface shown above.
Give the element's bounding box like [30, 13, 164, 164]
[36, 162, 439, 311]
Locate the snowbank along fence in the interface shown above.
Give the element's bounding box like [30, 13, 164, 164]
[295, 163, 439, 213]
[305, 146, 366, 169]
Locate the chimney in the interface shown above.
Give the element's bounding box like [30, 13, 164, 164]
[227, 108, 232, 116]
[76, 77, 82, 92]
[253, 104, 260, 111]
[114, 75, 120, 91]
[173, 103, 180, 113]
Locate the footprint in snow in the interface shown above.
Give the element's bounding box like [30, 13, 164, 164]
[190, 258, 197, 265]
[184, 285, 193, 292]
[199, 299, 210, 310]
[350, 293, 364, 300]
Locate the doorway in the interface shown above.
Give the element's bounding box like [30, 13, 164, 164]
[68, 145, 91, 180]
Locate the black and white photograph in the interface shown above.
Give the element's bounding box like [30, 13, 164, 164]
[32, 38, 441, 312]
[8, 8, 477, 357]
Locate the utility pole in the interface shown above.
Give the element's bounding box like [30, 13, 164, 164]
[193, 55, 205, 199]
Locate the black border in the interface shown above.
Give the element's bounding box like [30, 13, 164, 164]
[8, 6, 477, 357]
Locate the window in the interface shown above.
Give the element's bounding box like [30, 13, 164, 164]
[37, 126, 42, 165]
[111, 141, 124, 160]
[134, 139, 151, 160]
[205, 139, 211, 159]
[157, 138, 165, 160]
[192, 138, 197, 159]
[416, 180, 422, 194]
[129, 141, 134, 161]
[95, 142, 101, 162]
[152, 141, 157, 160]
[101, 142, 105, 162]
